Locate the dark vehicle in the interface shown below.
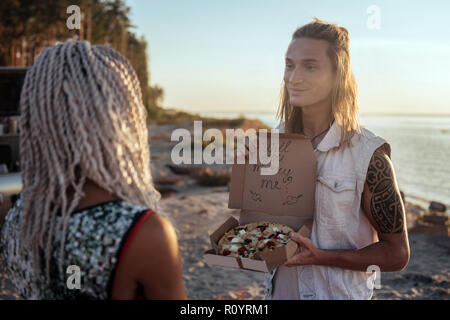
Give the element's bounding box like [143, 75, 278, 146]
[0, 67, 27, 223]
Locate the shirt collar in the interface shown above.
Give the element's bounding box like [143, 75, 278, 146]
[277, 119, 341, 152]
[315, 120, 341, 152]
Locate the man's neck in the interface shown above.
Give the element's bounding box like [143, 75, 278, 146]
[300, 96, 334, 138]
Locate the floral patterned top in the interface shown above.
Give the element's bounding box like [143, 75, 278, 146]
[0, 197, 154, 300]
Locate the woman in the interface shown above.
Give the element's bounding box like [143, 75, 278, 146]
[264, 18, 410, 299]
[0, 40, 187, 300]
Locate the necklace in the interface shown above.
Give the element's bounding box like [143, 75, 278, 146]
[304, 122, 332, 141]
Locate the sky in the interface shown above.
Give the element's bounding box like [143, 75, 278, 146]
[128, 0, 450, 115]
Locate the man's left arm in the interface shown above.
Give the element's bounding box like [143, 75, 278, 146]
[285, 145, 410, 272]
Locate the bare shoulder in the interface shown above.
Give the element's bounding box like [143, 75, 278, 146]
[112, 212, 185, 299]
[115, 213, 179, 273]
[133, 214, 179, 259]
[142, 214, 175, 236]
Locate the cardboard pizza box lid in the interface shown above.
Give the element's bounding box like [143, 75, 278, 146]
[228, 132, 316, 230]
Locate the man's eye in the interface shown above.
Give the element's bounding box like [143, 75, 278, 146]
[285, 63, 294, 69]
[306, 65, 316, 70]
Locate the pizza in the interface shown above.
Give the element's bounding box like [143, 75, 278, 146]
[217, 222, 294, 259]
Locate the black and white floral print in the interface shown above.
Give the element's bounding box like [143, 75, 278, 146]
[0, 197, 150, 300]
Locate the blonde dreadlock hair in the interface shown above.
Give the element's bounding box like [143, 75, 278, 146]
[17, 39, 161, 283]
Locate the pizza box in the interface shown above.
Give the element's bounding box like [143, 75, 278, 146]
[203, 215, 313, 273]
[204, 132, 316, 272]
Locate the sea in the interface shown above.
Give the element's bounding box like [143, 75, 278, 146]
[197, 111, 450, 211]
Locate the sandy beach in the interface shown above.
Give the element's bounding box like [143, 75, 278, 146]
[1, 120, 449, 300]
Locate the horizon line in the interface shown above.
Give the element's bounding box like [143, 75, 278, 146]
[166, 108, 450, 117]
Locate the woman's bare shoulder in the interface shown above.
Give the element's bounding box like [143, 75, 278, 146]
[125, 213, 185, 298]
[133, 214, 178, 256]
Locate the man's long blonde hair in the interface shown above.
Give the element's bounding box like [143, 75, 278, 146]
[276, 17, 361, 148]
[17, 39, 161, 282]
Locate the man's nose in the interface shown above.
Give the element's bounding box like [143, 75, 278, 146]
[289, 68, 305, 84]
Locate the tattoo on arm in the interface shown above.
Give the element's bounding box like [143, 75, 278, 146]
[366, 148, 404, 233]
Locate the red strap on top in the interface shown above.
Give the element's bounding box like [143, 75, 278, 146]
[117, 209, 156, 270]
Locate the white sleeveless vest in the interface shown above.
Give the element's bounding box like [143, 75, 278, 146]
[264, 120, 391, 300]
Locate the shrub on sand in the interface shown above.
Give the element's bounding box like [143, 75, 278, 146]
[191, 167, 230, 187]
[154, 175, 183, 185]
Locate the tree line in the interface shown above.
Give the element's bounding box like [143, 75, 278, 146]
[0, 0, 163, 119]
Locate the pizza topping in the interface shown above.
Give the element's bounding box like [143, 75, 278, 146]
[230, 237, 243, 244]
[229, 244, 242, 252]
[262, 229, 273, 237]
[218, 221, 293, 259]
